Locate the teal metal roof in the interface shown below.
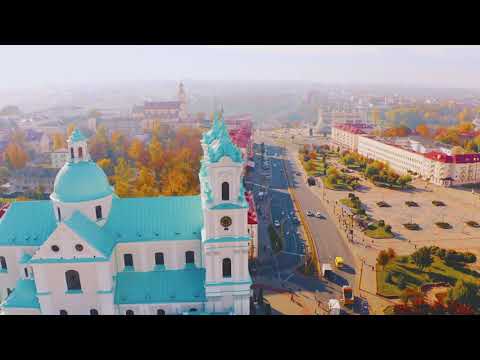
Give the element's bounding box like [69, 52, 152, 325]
[207, 124, 242, 164]
[68, 129, 87, 143]
[104, 196, 203, 242]
[202, 112, 221, 145]
[114, 268, 206, 304]
[51, 161, 113, 203]
[2, 279, 40, 309]
[0, 201, 56, 246]
[64, 211, 116, 257]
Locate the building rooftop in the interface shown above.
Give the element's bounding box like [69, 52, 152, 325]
[0, 200, 56, 246]
[104, 196, 203, 243]
[1, 279, 40, 309]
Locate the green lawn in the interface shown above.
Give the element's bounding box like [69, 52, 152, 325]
[340, 198, 365, 215]
[268, 225, 283, 253]
[377, 256, 480, 297]
[364, 225, 394, 239]
[323, 177, 355, 191]
[299, 156, 326, 176]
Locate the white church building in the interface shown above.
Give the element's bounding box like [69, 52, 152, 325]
[0, 114, 252, 315]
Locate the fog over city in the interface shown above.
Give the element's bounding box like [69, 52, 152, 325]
[1, 45, 480, 89]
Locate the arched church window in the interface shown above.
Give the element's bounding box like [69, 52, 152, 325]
[155, 252, 164, 266]
[222, 258, 232, 278]
[222, 182, 230, 201]
[70, 147, 74, 160]
[90, 309, 99, 315]
[95, 205, 102, 220]
[124, 254, 134, 268]
[126, 309, 134, 315]
[0, 256, 7, 270]
[24, 268, 28, 278]
[185, 251, 195, 265]
[157, 309, 165, 315]
[78, 147, 83, 159]
[59, 310, 68, 315]
[65, 270, 81, 291]
[57, 207, 61, 222]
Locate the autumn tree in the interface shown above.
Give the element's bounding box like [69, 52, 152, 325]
[52, 133, 66, 150]
[148, 136, 165, 173]
[411, 247, 433, 270]
[113, 157, 135, 197]
[134, 167, 159, 197]
[128, 138, 147, 165]
[89, 125, 110, 160]
[415, 124, 431, 138]
[377, 250, 390, 268]
[67, 123, 75, 138]
[5, 142, 29, 170]
[97, 158, 113, 176]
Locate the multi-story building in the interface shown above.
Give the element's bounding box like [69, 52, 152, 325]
[0, 115, 252, 315]
[332, 123, 480, 187]
[330, 123, 374, 152]
[132, 82, 188, 130]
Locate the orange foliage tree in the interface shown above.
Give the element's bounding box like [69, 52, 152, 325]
[5, 142, 29, 169]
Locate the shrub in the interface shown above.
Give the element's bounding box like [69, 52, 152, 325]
[387, 248, 396, 259]
[464, 252, 477, 263]
[377, 250, 390, 267]
[399, 256, 409, 263]
[430, 246, 440, 255]
[385, 225, 392, 232]
[397, 275, 407, 290]
[378, 220, 385, 227]
[437, 248, 447, 259]
[411, 247, 433, 270]
[385, 272, 393, 284]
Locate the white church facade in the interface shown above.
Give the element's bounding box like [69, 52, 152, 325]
[0, 114, 251, 315]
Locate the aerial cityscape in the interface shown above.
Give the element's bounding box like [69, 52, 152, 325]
[1, 45, 480, 315]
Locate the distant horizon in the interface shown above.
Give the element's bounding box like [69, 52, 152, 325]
[1, 45, 480, 91]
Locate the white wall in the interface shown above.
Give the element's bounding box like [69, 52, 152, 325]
[51, 194, 113, 225]
[114, 239, 201, 272]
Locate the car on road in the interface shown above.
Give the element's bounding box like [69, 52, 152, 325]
[307, 177, 316, 186]
[328, 299, 341, 315]
[306, 210, 314, 217]
[341, 286, 354, 306]
[322, 263, 333, 279]
[335, 257, 344, 268]
[274, 220, 280, 227]
[315, 211, 325, 219]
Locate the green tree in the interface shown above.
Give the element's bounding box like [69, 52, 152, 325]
[447, 280, 480, 309]
[377, 250, 390, 267]
[411, 247, 433, 270]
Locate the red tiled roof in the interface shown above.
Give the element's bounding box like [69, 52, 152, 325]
[423, 151, 480, 164]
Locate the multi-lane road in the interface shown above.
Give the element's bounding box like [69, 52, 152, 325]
[250, 129, 368, 314]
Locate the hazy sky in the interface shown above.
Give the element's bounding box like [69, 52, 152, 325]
[1, 45, 480, 90]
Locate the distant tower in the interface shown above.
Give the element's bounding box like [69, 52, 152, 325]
[178, 82, 187, 121]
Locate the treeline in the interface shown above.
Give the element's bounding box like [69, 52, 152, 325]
[91, 124, 203, 197]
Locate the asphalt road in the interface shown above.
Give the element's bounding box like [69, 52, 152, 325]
[257, 134, 356, 288]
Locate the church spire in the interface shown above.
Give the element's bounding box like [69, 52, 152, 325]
[67, 129, 90, 163]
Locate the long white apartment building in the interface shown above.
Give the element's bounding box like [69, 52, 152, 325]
[331, 123, 480, 187]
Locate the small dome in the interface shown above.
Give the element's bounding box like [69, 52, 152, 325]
[51, 161, 113, 203]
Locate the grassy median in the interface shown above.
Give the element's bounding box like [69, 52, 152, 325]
[268, 224, 283, 253]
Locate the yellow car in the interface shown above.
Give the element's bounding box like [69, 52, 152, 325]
[335, 257, 344, 268]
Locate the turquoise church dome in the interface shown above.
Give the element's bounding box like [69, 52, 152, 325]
[51, 161, 113, 203]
